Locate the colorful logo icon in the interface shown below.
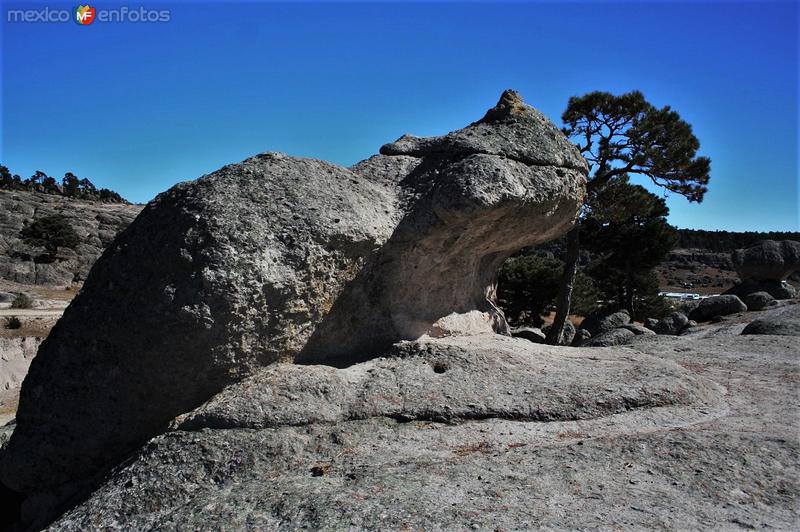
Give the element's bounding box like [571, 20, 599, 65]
[74, 5, 95, 25]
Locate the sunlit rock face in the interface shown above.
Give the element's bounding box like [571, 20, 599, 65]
[0, 90, 585, 527]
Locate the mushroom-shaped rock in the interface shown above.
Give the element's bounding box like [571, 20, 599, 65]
[0, 91, 586, 522]
[732, 240, 800, 282]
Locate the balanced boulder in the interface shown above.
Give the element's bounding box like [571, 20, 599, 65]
[688, 295, 747, 322]
[0, 90, 587, 525]
[732, 240, 800, 282]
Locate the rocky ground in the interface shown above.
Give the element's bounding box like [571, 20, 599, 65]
[39, 303, 799, 530]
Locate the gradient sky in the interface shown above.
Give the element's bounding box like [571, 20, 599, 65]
[1, 1, 798, 231]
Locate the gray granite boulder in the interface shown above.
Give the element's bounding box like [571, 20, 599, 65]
[579, 308, 631, 337]
[732, 240, 800, 282]
[689, 295, 747, 322]
[0, 90, 587, 528]
[742, 291, 777, 311]
[584, 328, 636, 347]
[644, 318, 659, 331]
[653, 312, 690, 335]
[741, 317, 800, 336]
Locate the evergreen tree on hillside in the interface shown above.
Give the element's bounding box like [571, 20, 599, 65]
[581, 177, 677, 315]
[19, 214, 80, 260]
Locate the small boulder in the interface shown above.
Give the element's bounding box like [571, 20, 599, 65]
[679, 320, 698, 335]
[653, 312, 689, 335]
[742, 291, 777, 311]
[689, 295, 747, 322]
[644, 318, 659, 331]
[741, 318, 800, 336]
[571, 328, 592, 346]
[579, 308, 630, 337]
[583, 328, 635, 347]
[511, 327, 546, 344]
[541, 320, 576, 346]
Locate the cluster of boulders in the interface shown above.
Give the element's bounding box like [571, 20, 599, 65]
[512, 239, 800, 348]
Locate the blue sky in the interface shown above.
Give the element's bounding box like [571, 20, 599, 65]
[1, 1, 797, 231]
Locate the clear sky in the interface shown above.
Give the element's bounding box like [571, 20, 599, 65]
[1, 1, 798, 231]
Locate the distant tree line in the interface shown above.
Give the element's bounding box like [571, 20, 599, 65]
[0, 164, 127, 203]
[676, 229, 800, 252]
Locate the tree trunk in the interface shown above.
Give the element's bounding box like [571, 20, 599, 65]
[625, 261, 635, 316]
[546, 225, 580, 345]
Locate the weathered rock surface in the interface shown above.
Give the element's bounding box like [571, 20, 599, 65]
[654, 312, 690, 335]
[742, 291, 777, 311]
[741, 317, 800, 336]
[644, 317, 659, 330]
[583, 327, 636, 347]
[688, 295, 748, 322]
[0, 90, 587, 524]
[0, 190, 141, 286]
[48, 334, 731, 530]
[579, 308, 631, 337]
[47, 308, 800, 531]
[732, 239, 800, 281]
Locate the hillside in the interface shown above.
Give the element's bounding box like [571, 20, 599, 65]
[0, 189, 143, 287]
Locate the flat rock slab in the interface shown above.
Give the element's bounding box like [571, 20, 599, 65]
[50, 335, 748, 530]
[174, 335, 718, 430]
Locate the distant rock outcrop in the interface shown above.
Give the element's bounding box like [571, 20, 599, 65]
[732, 240, 800, 282]
[0, 190, 141, 286]
[0, 90, 587, 527]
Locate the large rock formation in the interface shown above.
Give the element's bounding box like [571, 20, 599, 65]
[732, 240, 800, 282]
[0, 90, 587, 526]
[726, 240, 800, 300]
[0, 190, 141, 286]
